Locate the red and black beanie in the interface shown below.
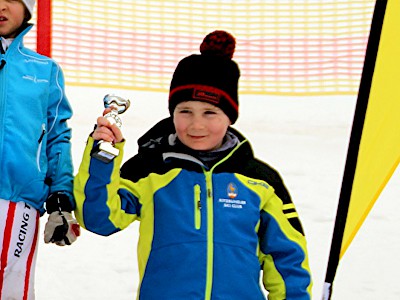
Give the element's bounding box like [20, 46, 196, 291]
[168, 30, 240, 124]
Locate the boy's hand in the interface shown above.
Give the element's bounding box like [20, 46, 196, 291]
[92, 108, 124, 143]
[44, 211, 80, 246]
[44, 192, 80, 246]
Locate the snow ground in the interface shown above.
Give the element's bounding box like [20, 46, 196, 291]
[35, 86, 399, 300]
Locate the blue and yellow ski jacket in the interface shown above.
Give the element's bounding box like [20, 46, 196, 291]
[74, 118, 312, 299]
[0, 24, 74, 214]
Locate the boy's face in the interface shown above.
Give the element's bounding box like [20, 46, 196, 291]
[0, 0, 26, 38]
[173, 101, 231, 151]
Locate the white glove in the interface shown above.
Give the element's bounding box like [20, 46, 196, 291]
[44, 211, 80, 246]
[44, 192, 80, 246]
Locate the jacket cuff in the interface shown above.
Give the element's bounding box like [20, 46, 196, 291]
[46, 192, 73, 213]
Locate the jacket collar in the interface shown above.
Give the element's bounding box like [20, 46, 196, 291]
[137, 117, 254, 169]
[2, 23, 33, 53]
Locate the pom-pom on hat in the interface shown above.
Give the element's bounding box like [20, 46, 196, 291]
[22, 0, 36, 20]
[169, 30, 240, 124]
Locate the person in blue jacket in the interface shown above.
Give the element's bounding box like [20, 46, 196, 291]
[0, 0, 80, 298]
[74, 30, 312, 299]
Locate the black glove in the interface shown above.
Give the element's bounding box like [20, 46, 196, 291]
[44, 192, 80, 246]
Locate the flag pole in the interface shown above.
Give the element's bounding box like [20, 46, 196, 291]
[322, 1, 388, 299]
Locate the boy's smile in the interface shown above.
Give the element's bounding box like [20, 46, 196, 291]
[173, 100, 231, 151]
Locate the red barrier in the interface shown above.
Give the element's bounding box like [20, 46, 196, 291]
[36, 0, 52, 57]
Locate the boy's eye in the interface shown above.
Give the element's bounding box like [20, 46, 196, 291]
[179, 109, 191, 114]
[204, 110, 217, 115]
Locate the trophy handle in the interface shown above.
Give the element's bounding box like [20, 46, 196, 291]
[103, 94, 131, 114]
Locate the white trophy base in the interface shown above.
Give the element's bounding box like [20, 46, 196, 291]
[91, 141, 120, 163]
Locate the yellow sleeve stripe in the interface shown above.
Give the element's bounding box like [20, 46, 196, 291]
[73, 136, 95, 229]
[285, 212, 299, 219]
[283, 203, 296, 210]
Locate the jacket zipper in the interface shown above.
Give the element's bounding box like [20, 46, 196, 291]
[202, 141, 247, 300]
[204, 171, 214, 300]
[36, 123, 46, 171]
[194, 184, 201, 229]
[0, 55, 4, 191]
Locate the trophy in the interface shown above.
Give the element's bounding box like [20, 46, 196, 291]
[91, 94, 131, 163]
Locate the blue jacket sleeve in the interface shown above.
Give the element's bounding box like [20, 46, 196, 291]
[258, 193, 312, 299]
[45, 62, 74, 205]
[74, 137, 140, 235]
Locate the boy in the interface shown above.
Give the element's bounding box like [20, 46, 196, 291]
[0, 0, 79, 299]
[74, 30, 312, 299]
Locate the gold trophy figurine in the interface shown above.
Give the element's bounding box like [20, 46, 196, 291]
[91, 94, 131, 163]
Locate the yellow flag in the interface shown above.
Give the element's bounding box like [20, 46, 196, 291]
[340, 0, 400, 257]
[323, 1, 400, 298]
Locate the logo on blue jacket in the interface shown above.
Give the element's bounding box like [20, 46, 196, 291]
[227, 182, 238, 199]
